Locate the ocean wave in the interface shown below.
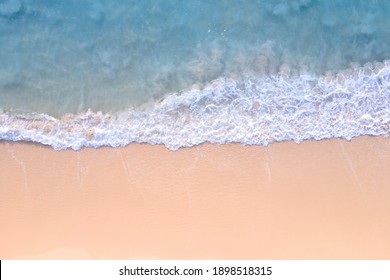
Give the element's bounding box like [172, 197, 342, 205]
[0, 60, 389, 150]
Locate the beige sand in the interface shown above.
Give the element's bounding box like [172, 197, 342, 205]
[1, 136, 390, 259]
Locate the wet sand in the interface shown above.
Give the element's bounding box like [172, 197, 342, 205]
[1, 136, 390, 259]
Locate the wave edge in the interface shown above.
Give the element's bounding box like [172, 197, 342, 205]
[1, 60, 389, 150]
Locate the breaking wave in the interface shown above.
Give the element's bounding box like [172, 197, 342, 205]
[0, 61, 389, 150]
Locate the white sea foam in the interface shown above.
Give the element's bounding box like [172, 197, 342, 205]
[0, 61, 389, 150]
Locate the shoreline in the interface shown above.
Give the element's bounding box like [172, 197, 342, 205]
[1, 59, 389, 151]
[1, 136, 390, 259]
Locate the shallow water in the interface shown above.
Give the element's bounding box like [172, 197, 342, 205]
[0, 0, 389, 149]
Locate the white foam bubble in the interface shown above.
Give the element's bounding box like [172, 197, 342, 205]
[0, 61, 389, 150]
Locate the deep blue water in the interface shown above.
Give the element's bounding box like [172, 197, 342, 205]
[0, 0, 389, 149]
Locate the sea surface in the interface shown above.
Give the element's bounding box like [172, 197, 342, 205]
[0, 0, 389, 150]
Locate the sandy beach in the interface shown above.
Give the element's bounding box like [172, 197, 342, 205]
[1, 136, 390, 259]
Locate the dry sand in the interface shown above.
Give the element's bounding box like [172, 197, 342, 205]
[1, 136, 390, 259]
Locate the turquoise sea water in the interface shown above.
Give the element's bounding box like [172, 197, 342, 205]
[0, 0, 389, 149]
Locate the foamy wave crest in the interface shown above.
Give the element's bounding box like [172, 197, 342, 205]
[1, 61, 389, 150]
